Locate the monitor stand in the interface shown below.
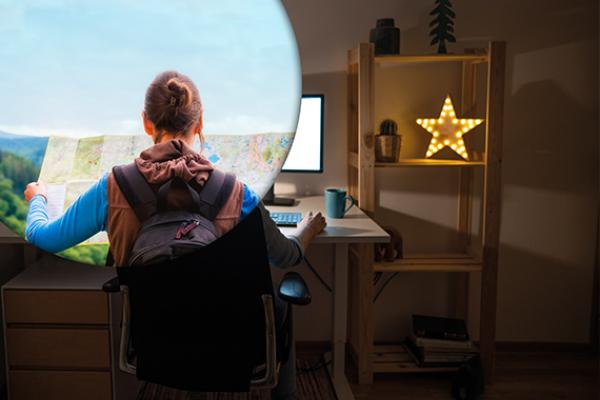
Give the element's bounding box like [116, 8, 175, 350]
[263, 184, 295, 206]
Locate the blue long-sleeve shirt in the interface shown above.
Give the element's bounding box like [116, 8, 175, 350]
[25, 175, 303, 267]
[26, 175, 110, 254]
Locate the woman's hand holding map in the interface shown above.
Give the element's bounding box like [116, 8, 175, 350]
[24, 181, 48, 203]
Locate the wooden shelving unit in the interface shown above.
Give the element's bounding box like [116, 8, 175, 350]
[346, 42, 505, 385]
[373, 254, 483, 273]
[350, 152, 487, 168]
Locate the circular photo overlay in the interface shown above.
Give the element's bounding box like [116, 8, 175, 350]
[0, 0, 301, 265]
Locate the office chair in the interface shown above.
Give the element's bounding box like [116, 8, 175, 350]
[102, 206, 311, 393]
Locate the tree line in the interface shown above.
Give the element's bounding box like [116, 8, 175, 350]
[0, 149, 107, 265]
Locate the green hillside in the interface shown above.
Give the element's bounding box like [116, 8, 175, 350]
[0, 131, 48, 166]
[0, 148, 107, 266]
[0, 150, 41, 195]
[0, 174, 29, 237]
[0, 150, 36, 237]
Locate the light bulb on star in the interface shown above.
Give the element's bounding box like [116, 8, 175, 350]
[416, 95, 484, 160]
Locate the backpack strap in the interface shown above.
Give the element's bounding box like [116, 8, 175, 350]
[113, 162, 237, 223]
[112, 163, 158, 223]
[188, 170, 236, 221]
[196, 170, 236, 219]
[154, 170, 236, 221]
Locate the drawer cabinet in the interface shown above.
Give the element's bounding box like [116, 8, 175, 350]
[3, 289, 112, 400]
[2, 261, 140, 400]
[4, 290, 108, 325]
[9, 370, 112, 400]
[6, 328, 111, 369]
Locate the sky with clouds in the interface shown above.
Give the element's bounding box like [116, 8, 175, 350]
[0, 0, 301, 137]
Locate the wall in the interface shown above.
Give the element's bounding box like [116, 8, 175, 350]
[0, 0, 596, 345]
[280, 0, 599, 343]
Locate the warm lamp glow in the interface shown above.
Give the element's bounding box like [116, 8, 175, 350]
[416, 95, 484, 160]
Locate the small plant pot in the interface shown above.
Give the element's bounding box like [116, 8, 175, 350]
[375, 134, 402, 163]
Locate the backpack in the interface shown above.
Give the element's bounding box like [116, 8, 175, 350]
[109, 162, 236, 266]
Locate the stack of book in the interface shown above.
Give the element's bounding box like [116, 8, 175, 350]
[404, 314, 478, 368]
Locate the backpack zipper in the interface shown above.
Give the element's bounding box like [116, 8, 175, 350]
[175, 219, 201, 240]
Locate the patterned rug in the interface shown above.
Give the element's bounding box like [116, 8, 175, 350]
[136, 359, 337, 400]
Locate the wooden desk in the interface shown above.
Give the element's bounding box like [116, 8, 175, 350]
[268, 196, 389, 400]
[1, 257, 139, 400]
[2, 196, 388, 400]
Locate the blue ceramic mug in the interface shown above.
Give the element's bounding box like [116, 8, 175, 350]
[325, 188, 355, 219]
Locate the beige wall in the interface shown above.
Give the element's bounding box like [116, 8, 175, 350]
[0, 0, 596, 345]
[280, 0, 599, 343]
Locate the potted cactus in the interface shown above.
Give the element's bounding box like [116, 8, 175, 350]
[375, 119, 402, 162]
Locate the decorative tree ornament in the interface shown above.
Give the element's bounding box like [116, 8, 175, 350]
[416, 95, 484, 160]
[429, 0, 456, 54]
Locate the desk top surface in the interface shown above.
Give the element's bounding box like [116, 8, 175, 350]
[3, 197, 388, 290]
[3, 256, 117, 291]
[267, 196, 389, 244]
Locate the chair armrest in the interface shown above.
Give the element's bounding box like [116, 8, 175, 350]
[278, 272, 311, 306]
[102, 277, 121, 293]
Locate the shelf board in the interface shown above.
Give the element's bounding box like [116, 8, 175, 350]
[373, 254, 483, 273]
[375, 53, 488, 65]
[372, 344, 460, 374]
[376, 159, 485, 167]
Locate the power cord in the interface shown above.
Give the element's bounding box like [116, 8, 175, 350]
[303, 255, 333, 293]
[373, 272, 399, 303]
[297, 353, 332, 375]
[374, 271, 383, 285]
[303, 254, 396, 301]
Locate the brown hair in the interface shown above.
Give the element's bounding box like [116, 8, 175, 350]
[144, 71, 203, 143]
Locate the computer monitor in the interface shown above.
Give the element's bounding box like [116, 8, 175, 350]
[264, 94, 324, 205]
[281, 94, 324, 172]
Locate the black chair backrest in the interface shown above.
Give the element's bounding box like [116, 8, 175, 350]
[116, 206, 272, 392]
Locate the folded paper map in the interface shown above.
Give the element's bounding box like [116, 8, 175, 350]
[39, 133, 293, 244]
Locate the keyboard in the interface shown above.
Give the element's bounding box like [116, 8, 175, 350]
[270, 212, 302, 227]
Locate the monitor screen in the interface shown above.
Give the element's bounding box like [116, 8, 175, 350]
[281, 95, 324, 173]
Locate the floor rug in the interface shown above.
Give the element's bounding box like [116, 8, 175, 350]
[137, 358, 338, 400]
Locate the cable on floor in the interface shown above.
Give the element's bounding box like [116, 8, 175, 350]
[297, 354, 332, 375]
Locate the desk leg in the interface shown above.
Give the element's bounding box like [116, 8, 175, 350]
[328, 243, 355, 400]
[354, 243, 374, 385]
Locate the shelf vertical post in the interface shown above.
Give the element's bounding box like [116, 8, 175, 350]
[348, 48, 359, 200]
[453, 58, 478, 320]
[357, 43, 375, 213]
[480, 41, 506, 383]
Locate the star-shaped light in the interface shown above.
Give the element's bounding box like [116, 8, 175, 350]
[416, 95, 484, 160]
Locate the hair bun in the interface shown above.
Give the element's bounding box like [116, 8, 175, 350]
[144, 70, 202, 138]
[166, 77, 192, 107]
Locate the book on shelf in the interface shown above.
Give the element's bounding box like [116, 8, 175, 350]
[404, 339, 476, 368]
[408, 333, 476, 351]
[405, 314, 478, 368]
[412, 314, 469, 341]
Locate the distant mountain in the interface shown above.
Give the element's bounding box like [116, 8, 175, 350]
[0, 131, 48, 166]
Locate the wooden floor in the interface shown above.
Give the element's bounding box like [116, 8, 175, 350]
[346, 352, 599, 400]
